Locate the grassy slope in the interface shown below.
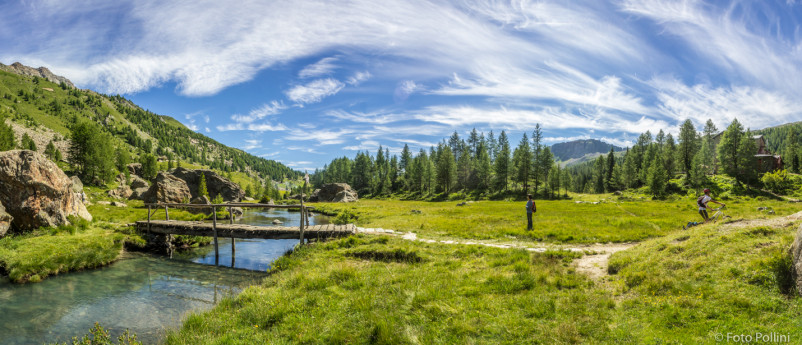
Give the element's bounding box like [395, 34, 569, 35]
[314, 197, 799, 243]
[167, 236, 617, 344]
[166, 198, 802, 344]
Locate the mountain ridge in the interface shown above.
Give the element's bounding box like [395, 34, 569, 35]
[0, 62, 299, 185]
[550, 139, 623, 162]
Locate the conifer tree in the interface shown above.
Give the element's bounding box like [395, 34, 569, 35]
[493, 131, 510, 192]
[512, 133, 532, 193]
[199, 172, 209, 198]
[677, 119, 698, 174]
[436, 143, 457, 194]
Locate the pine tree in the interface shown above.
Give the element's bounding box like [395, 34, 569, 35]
[475, 141, 492, 191]
[21, 133, 36, 151]
[717, 119, 744, 182]
[547, 164, 560, 199]
[738, 130, 758, 184]
[647, 153, 667, 196]
[493, 131, 511, 191]
[538, 147, 554, 189]
[44, 140, 58, 161]
[141, 153, 158, 181]
[677, 119, 698, 174]
[604, 147, 615, 191]
[512, 133, 532, 193]
[436, 143, 457, 194]
[115, 145, 131, 173]
[70, 120, 115, 184]
[199, 172, 209, 198]
[592, 155, 606, 193]
[531, 124, 543, 194]
[456, 140, 473, 190]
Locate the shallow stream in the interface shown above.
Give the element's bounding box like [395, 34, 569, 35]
[0, 209, 329, 345]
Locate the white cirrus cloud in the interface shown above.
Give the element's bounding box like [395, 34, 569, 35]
[346, 71, 371, 86]
[242, 139, 262, 150]
[231, 101, 287, 123]
[216, 122, 288, 132]
[650, 76, 802, 131]
[298, 57, 338, 78]
[394, 80, 424, 102]
[285, 78, 345, 104]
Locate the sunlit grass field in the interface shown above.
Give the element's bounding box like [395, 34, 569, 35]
[315, 196, 799, 243]
[166, 212, 802, 344]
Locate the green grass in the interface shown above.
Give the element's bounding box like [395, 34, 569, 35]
[165, 204, 802, 344]
[607, 219, 802, 343]
[314, 197, 799, 243]
[166, 235, 618, 344]
[0, 225, 127, 283]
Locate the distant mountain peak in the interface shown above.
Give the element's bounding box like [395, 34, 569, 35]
[550, 139, 623, 161]
[0, 61, 75, 88]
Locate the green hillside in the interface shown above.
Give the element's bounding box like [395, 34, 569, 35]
[0, 66, 299, 184]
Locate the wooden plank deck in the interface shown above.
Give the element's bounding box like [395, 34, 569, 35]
[136, 220, 356, 240]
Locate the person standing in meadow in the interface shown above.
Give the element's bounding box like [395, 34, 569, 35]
[526, 194, 536, 230]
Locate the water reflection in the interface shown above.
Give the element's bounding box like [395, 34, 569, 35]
[0, 209, 329, 345]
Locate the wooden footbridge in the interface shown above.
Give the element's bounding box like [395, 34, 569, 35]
[137, 202, 355, 262]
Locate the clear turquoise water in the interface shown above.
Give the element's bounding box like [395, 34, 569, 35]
[0, 209, 329, 345]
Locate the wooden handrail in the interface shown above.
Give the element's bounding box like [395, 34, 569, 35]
[143, 203, 315, 209]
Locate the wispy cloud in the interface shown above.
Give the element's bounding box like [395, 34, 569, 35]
[242, 139, 262, 150]
[298, 57, 338, 78]
[285, 78, 345, 104]
[217, 122, 288, 132]
[231, 101, 287, 123]
[394, 80, 423, 102]
[346, 71, 371, 86]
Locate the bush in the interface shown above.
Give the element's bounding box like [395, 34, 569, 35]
[761, 169, 791, 194]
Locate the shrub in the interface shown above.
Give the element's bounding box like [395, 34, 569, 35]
[761, 169, 791, 194]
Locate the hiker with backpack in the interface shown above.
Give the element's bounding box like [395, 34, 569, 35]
[526, 194, 536, 230]
[698, 188, 725, 223]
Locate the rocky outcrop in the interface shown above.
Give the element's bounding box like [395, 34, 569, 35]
[310, 183, 359, 203]
[130, 176, 150, 199]
[108, 173, 133, 199]
[170, 167, 244, 202]
[110, 173, 150, 200]
[791, 224, 802, 296]
[127, 163, 142, 177]
[0, 201, 12, 238]
[0, 62, 75, 88]
[0, 150, 91, 231]
[141, 172, 191, 204]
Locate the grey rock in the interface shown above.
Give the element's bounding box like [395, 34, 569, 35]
[141, 172, 191, 204]
[0, 62, 75, 88]
[0, 201, 12, 238]
[111, 201, 127, 207]
[272, 219, 283, 225]
[129, 175, 149, 189]
[127, 163, 143, 177]
[170, 167, 244, 202]
[70, 176, 83, 193]
[309, 183, 359, 203]
[0, 150, 91, 231]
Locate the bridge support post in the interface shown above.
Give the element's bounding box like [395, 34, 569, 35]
[147, 205, 151, 235]
[212, 206, 218, 265]
[165, 206, 169, 221]
[229, 206, 235, 265]
[299, 205, 305, 245]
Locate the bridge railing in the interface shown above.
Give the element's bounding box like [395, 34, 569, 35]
[142, 202, 315, 261]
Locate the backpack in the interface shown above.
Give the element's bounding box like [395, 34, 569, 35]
[697, 195, 706, 208]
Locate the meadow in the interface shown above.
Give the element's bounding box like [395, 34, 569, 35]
[314, 195, 799, 243]
[163, 196, 802, 344]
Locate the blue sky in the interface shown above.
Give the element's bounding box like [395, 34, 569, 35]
[2, 0, 802, 171]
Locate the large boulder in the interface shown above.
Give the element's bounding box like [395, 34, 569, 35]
[0, 150, 92, 231]
[130, 175, 149, 189]
[141, 172, 191, 204]
[791, 224, 802, 296]
[70, 176, 83, 193]
[310, 183, 359, 203]
[0, 201, 12, 238]
[170, 167, 244, 202]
